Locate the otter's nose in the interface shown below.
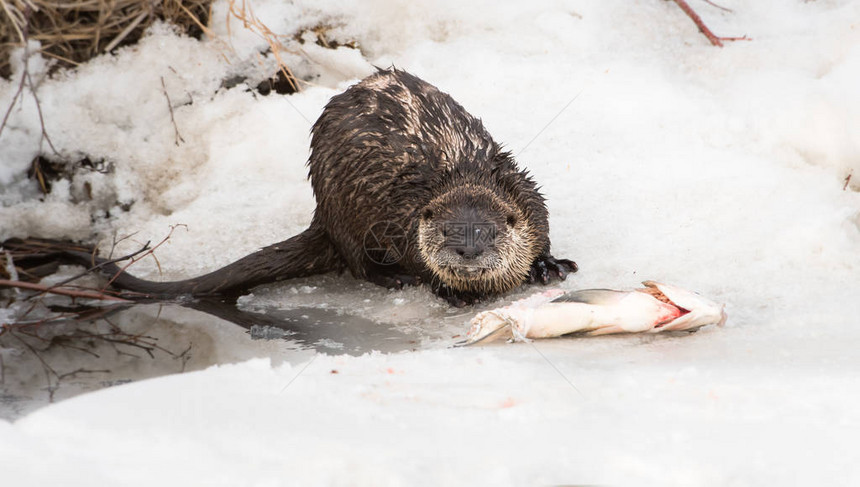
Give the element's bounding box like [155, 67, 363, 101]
[453, 245, 484, 260]
[445, 221, 493, 260]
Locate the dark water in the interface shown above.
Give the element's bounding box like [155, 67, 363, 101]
[0, 294, 424, 421]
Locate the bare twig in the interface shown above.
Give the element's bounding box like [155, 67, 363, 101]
[5, 306, 122, 330]
[0, 4, 59, 155]
[669, 0, 749, 47]
[844, 170, 853, 191]
[227, 0, 301, 92]
[0, 3, 31, 137]
[0, 279, 132, 301]
[1, 229, 180, 303]
[75, 328, 163, 358]
[106, 231, 140, 259]
[703, 0, 733, 13]
[57, 368, 110, 380]
[45, 240, 152, 290]
[225, 0, 314, 129]
[9, 331, 59, 401]
[101, 224, 186, 291]
[0, 64, 27, 135]
[50, 338, 102, 358]
[177, 342, 193, 372]
[160, 76, 185, 146]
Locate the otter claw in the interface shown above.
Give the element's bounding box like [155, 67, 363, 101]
[368, 272, 422, 290]
[529, 255, 578, 286]
[539, 261, 550, 284]
[435, 283, 479, 307]
[394, 275, 422, 288]
[550, 258, 578, 280]
[528, 261, 548, 284]
[444, 294, 470, 307]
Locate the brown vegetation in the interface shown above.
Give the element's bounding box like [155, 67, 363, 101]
[0, 0, 212, 78]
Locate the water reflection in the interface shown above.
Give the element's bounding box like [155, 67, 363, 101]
[0, 297, 420, 421]
[187, 298, 418, 355]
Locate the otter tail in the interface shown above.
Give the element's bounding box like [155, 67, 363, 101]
[56, 225, 340, 299]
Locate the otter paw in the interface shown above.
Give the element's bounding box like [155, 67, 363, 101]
[368, 272, 422, 290]
[394, 274, 422, 288]
[435, 284, 480, 307]
[528, 255, 578, 284]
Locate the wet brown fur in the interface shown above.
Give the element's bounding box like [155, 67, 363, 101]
[75, 69, 575, 304]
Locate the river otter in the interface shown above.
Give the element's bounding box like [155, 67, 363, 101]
[85, 69, 576, 306]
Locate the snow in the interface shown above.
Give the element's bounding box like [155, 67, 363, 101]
[2, 0, 860, 485]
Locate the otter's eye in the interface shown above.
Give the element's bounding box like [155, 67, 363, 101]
[506, 214, 517, 226]
[422, 209, 434, 220]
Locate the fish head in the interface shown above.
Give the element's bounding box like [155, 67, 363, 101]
[643, 281, 727, 331]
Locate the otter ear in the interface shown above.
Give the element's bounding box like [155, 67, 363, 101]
[506, 214, 517, 227]
[422, 208, 434, 220]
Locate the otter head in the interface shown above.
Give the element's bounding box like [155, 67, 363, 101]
[417, 185, 538, 295]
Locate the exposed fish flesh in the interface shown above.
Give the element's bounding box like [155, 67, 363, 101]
[464, 281, 726, 344]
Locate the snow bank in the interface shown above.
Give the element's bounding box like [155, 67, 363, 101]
[4, 338, 858, 486]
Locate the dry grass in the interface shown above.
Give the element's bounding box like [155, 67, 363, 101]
[0, 0, 213, 78]
[0, 0, 306, 91]
[224, 0, 300, 92]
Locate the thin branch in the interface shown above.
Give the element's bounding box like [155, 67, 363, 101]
[26, 69, 60, 155]
[9, 331, 59, 401]
[57, 368, 110, 380]
[703, 0, 733, 13]
[49, 338, 101, 358]
[177, 342, 193, 372]
[0, 4, 31, 138]
[107, 231, 140, 259]
[161, 76, 185, 146]
[78, 331, 156, 358]
[0, 279, 133, 302]
[6, 307, 118, 329]
[669, 0, 749, 47]
[0, 66, 27, 136]
[101, 224, 185, 291]
[0, 4, 59, 155]
[47, 240, 152, 290]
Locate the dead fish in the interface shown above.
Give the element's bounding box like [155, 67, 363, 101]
[463, 281, 727, 345]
